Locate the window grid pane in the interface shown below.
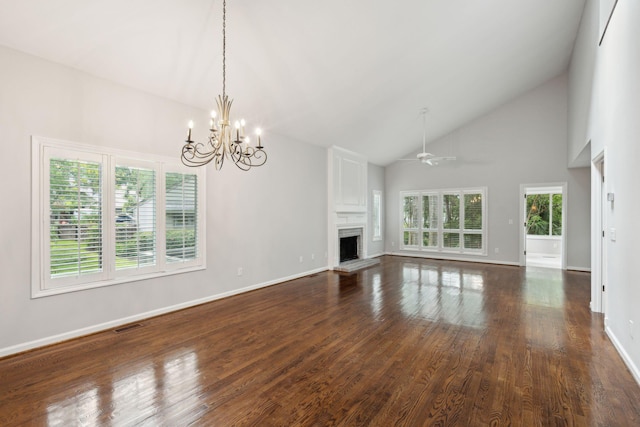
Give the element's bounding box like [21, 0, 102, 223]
[464, 193, 482, 230]
[464, 233, 482, 249]
[166, 173, 198, 263]
[115, 166, 157, 270]
[49, 158, 103, 278]
[404, 231, 419, 246]
[552, 193, 562, 235]
[443, 232, 460, 248]
[422, 195, 438, 229]
[442, 194, 460, 230]
[403, 196, 419, 229]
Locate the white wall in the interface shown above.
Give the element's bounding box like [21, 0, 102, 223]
[585, 0, 640, 383]
[568, 0, 598, 167]
[0, 45, 328, 355]
[367, 163, 385, 257]
[385, 74, 591, 270]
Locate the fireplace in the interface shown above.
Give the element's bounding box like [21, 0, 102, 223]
[340, 236, 358, 262]
[338, 227, 362, 263]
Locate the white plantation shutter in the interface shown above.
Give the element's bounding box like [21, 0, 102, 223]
[463, 193, 483, 250]
[422, 194, 438, 248]
[165, 172, 198, 263]
[115, 165, 156, 271]
[47, 155, 104, 284]
[442, 193, 460, 248]
[33, 136, 206, 298]
[402, 194, 420, 247]
[399, 187, 486, 256]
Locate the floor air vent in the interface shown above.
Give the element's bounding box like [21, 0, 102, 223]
[114, 323, 143, 333]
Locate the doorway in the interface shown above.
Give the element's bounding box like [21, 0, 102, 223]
[519, 183, 567, 269]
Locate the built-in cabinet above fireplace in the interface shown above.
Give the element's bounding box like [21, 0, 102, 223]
[330, 146, 367, 213]
[328, 146, 369, 269]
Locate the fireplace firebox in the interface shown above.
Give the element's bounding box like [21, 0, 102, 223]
[340, 235, 359, 262]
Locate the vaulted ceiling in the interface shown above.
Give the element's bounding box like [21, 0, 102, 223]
[0, 0, 586, 165]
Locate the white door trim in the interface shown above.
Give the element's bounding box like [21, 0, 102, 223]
[591, 150, 606, 314]
[519, 182, 568, 269]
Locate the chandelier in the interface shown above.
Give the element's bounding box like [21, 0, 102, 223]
[181, 0, 267, 170]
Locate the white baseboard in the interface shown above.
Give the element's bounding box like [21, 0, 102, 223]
[567, 266, 591, 272]
[0, 266, 328, 359]
[605, 326, 640, 387]
[386, 251, 521, 267]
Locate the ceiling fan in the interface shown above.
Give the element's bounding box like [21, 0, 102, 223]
[399, 108, 456, 166]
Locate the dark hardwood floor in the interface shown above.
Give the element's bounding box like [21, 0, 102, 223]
[2, 255, 640, 426]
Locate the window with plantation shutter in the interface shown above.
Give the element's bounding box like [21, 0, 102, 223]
[165, 172, 198, 263]
[115, 165, 156, 271]
[402, 194, 420, 247]
[422, 194, 438, 248]
[32, 136, 205, 298]
[442, 193, 460, 249]
[48, 156, 105, 285]
[463, 193, 483, 250]
[399, 187, 486, 255]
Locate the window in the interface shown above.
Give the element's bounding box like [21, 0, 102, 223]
[32, 136, 205, 297]
[402, 194, 420, 246]
[115, 163, 156, 271]
[526, 193, 562, 236]
[372, 190, 382, 241]
[165, 172, 198, 263]
[400, 187, 487, 255]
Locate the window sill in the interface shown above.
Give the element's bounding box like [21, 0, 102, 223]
[31, 265, 206, 299]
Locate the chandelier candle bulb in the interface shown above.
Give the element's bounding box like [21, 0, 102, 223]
[187, 120, 194, 142]
[210, 111, 217, 130]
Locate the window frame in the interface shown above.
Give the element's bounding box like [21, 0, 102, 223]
[400, 187, 487, 256]
[372, 190, 382, 241]
[31, 136, 206, 298]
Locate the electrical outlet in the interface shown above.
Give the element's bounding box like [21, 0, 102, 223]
[391, 241, 395, 247]
[508, 219, 513, 225]
[311, 253, 315, 260]
[237, 267, 243, 276]
[299, 256, 303, 263]
[494, 247, 499, 254]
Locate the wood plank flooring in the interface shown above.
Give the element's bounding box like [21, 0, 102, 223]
[1, 255, 640, 426]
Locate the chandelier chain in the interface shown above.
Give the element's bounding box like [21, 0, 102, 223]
[222, 0, 226, 98]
